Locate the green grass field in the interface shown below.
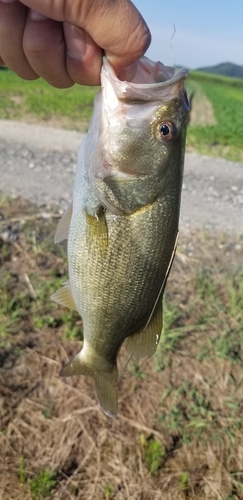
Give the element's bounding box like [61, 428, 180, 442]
[0, 67, 98, 131]
[1, 66, 243, 161]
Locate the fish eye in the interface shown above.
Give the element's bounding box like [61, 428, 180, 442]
[156, 121, 175, 142]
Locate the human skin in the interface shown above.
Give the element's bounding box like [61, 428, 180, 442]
[0, 0, 151, 87]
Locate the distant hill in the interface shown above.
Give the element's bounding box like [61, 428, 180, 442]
[196, 62, 243, 79]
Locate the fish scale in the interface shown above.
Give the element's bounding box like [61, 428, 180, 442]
[52, 56, 189, 417]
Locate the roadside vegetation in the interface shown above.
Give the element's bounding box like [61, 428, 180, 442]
[0, 197, 243, 499]
[1, 66, 243, 162]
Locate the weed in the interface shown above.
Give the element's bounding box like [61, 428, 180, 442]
[42, 403, 56, 419]
[140, 434, 165, 474]
[1, 242, 12, 260]
[28, 469, 56, 500]
[30, 276, 82, 338]
[159, 375, 237, 445]
[105, 485, 112, 500]
[19, 456, 27, 484]
[33, 314, 55, 329]
[18, 458, 56, 498]
[0, 273, 23, 338]
[155, 298, 186, 369]
[62, 310, 82, 340]
[129, 361, 146, 379]
[180, 472, 189, 491]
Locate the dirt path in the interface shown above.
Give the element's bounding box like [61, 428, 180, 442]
[0, 120, 243, 234]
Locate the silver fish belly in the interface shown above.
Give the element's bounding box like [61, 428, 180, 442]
[52, 56, 189, 418]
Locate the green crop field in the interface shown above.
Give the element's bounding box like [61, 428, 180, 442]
[186, 72, 243, 162]
[0, 66, 243, 161]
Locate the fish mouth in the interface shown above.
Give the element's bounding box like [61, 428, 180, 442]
[102, 56, 189, 103]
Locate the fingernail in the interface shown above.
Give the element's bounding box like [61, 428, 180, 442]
[29, 9, 48, 21]
[64, 23, 86, 60]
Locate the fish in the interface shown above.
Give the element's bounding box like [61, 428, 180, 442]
[52, 56, 189, 418]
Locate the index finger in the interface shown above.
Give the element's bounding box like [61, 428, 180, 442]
[19, 0, 151, 74]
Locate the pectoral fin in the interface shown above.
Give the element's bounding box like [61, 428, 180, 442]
[54, 202, 73, 243]
[125, 300, 163, 360]
[51, 281, 77, 310]
[86, 208, 108, 257]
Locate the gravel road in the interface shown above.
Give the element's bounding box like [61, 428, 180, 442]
[0, 120, 242, 235]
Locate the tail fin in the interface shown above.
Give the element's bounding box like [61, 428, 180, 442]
[59, 352, 118, 418]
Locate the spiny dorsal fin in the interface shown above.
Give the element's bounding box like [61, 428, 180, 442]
[51, 282, 77, 310]
[54, 202, 73, 243]
[125, 300, 163, 360]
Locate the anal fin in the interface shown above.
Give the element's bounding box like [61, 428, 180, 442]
[54, 202, 73, 243]
[51, 281, 77, 310]
[125, 301, 163, 361]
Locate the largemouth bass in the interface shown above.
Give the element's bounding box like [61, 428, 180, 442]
[52, 56, 189, 418]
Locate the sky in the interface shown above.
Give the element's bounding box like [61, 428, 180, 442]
[132, 0, 242, 69]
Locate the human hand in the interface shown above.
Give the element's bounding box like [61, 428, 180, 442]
[0, 0, 151, 87]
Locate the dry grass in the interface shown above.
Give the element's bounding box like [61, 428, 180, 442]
[0, 197, 243, 500]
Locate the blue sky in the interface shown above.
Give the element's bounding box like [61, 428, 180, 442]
[132, 0, 242, 69]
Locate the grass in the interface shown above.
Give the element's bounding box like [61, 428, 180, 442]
[0, 67, 98, 130]
[140, 434, 166, 474]
[28, 469, 57, 499]
[0, 197, 82, 348]
[19, 457, 56, 500]
[0, 197, 243, 499]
